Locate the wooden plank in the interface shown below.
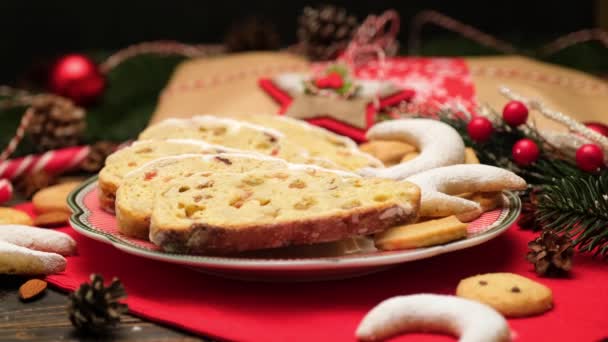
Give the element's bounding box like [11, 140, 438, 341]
[0, 275, 209, 342]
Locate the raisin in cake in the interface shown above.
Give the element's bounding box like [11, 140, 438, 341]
[230, 114, 383, 170]
[98, 139, 249, 212]
[150, 167, 419, 254]
[115, 154, 290, 238]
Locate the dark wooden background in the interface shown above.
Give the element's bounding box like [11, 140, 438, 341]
[0, 275, 207, 341]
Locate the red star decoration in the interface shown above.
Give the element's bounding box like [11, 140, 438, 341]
[259, 78, 415, 142]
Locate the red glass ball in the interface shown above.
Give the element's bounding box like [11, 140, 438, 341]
[502, 100, 529, 126]
[49, 54, 105, 105]
[584, 122, 608, 137]
[467, 117, 494, 142]
[576, 144, 604, 172]
[512, 138, 539, 166]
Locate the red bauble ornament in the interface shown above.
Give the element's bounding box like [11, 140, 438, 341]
[467, 117, 494, 142]
[502, 100, 529, 126]
[576, 144, 604, 172]
[49, 54, 105, 105]
[512, 138, 539, 166]
[584, 122, 608, 137]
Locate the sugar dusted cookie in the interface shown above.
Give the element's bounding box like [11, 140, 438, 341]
[456, 272, 553, 317]
[32, 182, 81, 214]
[406, 164, 526, 219]
[0, 208, 33, 226]
[358, 119, 465, 179]
[356, 294, 509, 342]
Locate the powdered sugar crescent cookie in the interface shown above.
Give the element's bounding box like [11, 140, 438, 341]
[0, 207, 33, 226]
[356, 294, 510, 342]
[0, 225, 76, 256]
[358, 119, 465, 179]
[0, 240, 66, 275]
[457, 273, 553, 317]
[0, 225, 76, 275]
[406, 164, 526, 220]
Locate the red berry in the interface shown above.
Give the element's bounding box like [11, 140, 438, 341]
[467, 117, 494, 142]
[512, 138, 539, 166]
[502, 101, 529, 126]
[326, 72, 344, 88]
[315, 76, 331, 88]
[576, 144, 604, 172]
[584, 122, 608, 137]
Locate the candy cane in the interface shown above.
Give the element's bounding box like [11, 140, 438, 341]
[0, 179, 13, 204]
[0, 146, 90, 180]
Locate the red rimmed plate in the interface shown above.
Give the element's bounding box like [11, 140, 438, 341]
[68, 176, 521, 281]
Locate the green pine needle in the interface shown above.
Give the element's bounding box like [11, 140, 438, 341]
[538, 175, 608, 256]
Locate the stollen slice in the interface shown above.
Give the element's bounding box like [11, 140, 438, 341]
[150, 167, 420, 254]
[98, 139, 248, 212]
[230, 114, 383, 170]
[138, 115, 317, 165]
[115, 154, 291, 239]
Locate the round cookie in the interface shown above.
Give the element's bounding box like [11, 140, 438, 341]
[0, 208, 33, 226]
[359, 140, 416, 166]
[456, 272, 553, 317]
[32, 181, 81, 214]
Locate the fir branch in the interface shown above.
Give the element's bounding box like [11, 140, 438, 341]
[537, 174, 608, 257]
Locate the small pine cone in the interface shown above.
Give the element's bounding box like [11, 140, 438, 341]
[80, 141, 119, 173]
[297, 5, 359, 60]
[68, 274, 128, 333]
[527, 231, 574, 277]
[519, 188, 541, 230]
[26, 94, 86, 152]
[14, 171, 57, 199]
[225, 16, 280, 52]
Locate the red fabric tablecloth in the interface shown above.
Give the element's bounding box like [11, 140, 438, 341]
[13, 203, 608, 342]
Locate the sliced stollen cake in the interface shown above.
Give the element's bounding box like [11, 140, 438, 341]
[230, 114, 383, 170]
[138, 115, 315, 164]
[115, 154, 291, 239]
[150, 167, 420, 254]
[98, 139, 249, 212]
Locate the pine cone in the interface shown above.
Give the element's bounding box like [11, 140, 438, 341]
[225, 16, 280, 52]
[80, 141, 119, 173]
[68, 274, 128, 332]
[527, 231, 574, 277]
[14, 171, 57, 199]
[297, 5, 359, 60]
[519, 188, 541, 230]
[26, 94, 86, 152]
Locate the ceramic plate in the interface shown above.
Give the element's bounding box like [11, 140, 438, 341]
[68, 176, 521, 281]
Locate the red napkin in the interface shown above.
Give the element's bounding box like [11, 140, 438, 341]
[13, 203, 608, 342]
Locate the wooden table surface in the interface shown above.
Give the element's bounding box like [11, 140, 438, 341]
[0, 275, 209, 342]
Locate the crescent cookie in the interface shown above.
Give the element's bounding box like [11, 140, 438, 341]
[358, 119, 465, 179]
[356, 294, 509, 342]
[456, 272, 553, 317]
[406, 164, 526, 220]
[0, 224, 76, 275]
